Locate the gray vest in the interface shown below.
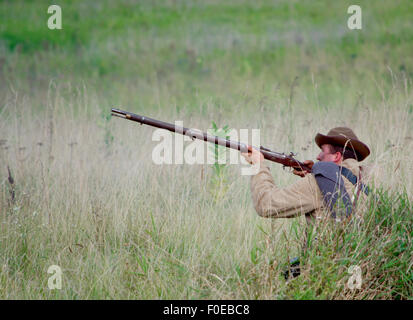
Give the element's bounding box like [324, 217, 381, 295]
[311, 162, 369, 220]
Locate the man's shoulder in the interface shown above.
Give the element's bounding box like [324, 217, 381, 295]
[342, 158, 360, 168]
[342, 158, 362, 175]
[341, 158, 380, 189]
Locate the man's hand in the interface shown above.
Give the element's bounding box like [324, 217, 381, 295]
[241, 145, 264, 165]
[292, 160, 314, 177]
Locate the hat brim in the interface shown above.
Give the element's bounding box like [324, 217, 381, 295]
[315, 133, 370, 161]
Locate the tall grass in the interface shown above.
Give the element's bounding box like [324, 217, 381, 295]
[0, 0, 412, 299]
[0, 78, 412, 299]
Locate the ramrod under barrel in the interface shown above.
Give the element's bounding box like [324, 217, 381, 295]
[111, 108, 311, 172]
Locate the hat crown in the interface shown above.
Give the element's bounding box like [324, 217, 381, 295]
[327, 127, 359, 141]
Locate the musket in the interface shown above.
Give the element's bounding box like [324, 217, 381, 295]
[111, 108, 312, 172]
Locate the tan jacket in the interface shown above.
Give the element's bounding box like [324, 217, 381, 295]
[250, 159, 367, 224]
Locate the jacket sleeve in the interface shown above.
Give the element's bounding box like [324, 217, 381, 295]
[250, 165, 323, 218]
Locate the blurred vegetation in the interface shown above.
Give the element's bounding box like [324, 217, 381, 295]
[1, 0, 413, 113]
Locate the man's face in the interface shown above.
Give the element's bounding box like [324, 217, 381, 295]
[317, 144, 341, 163]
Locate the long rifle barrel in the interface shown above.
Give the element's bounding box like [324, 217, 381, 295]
[111, 108, 312, 172]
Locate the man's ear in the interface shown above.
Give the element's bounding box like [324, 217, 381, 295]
[334, 152, 342, 162]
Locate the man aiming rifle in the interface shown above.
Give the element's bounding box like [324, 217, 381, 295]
[112, 109, 371, 278]
[241, 127, 370, 223]
[241, 127, 371, 279]
[111, 109, 370, 222]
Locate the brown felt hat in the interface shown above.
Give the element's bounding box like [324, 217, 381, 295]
[315, 127, 370, 161]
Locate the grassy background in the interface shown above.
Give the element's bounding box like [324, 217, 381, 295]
[0, 0, 412, 299]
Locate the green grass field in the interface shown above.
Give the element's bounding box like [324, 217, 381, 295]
[0, 0, 412, 299]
